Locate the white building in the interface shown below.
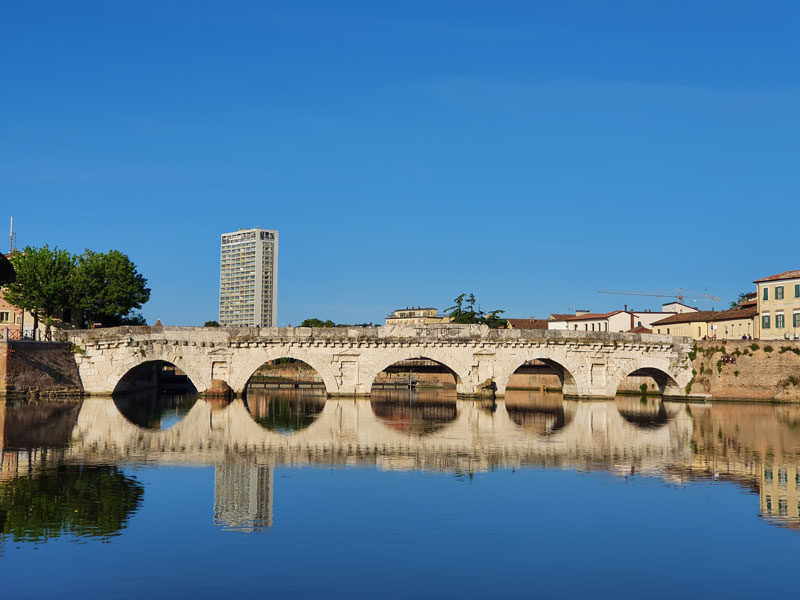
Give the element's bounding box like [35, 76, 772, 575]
[219, 228, 278, 327]
[548, 303, 700, 333]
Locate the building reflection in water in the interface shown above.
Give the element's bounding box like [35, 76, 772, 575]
[3, 391, 800, 533]
[214, 459, 273, 532]
[676, 402, 800, 530]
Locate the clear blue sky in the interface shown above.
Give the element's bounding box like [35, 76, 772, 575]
[2, 1, 798, 325]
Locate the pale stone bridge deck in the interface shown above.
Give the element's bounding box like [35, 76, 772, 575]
[67, 325, 695, 398]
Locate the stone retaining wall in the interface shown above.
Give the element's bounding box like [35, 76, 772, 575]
[689, 340, 800, 401]
[0, 341, 83, 396]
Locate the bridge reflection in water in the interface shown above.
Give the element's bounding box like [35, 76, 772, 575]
[2, 391, 800, 535]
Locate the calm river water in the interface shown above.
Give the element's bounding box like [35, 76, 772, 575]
[1, 389, 800, 598]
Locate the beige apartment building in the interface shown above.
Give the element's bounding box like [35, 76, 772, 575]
[754, 270, 800, 340]
[651, 305, 757, 340]
[385, 307, 447, 326]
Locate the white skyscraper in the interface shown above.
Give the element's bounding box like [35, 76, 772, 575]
[219, 228, 278, 327]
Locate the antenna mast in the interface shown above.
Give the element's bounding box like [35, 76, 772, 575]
[9, 216, 13, 253]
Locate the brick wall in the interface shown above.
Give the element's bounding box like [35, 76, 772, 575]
[689, 340, 800, 401]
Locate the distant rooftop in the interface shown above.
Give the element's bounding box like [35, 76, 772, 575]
[754, 270, 800, 283]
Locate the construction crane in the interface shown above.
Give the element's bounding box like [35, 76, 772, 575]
[598, 288, 720, 303]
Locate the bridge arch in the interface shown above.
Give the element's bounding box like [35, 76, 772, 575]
[605, 357, 685, 397]
[494, 352, 587, 397]
[228, 350, 340, 396]
[362, 349, 473, 395]
[110, 355, 208, 395]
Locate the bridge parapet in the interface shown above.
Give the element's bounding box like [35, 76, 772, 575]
[67, 323, 689, 346]
[66, 325, 695, 398]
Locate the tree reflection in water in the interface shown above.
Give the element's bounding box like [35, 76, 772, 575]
[245, 389, 326, 433]
[0, 464, 143, 542]
[370, 389, 458, 436]
[504, 390, 569, 435]
[113, 390, 200, 430]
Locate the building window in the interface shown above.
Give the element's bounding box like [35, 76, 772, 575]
[779, 468, 788, 489]
[765, 468, 773, 485]
[763, 287, 769, 301]
[762, 314, 771, 329]
[779, 498, 788, 516]
[795, 284, 799, 298]
[776, 313, 785, 328]
[794, 312, 800, 328]
[765, 495, 772, 512]
[776, 286, 784, 300]
[0, 311, 9, 323]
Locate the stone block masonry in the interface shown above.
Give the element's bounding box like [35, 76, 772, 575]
[66, 324, 695, 398]
[0, 341, 83, 396]
[688, 340, 800, 401]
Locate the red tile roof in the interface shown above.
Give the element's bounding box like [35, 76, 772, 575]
[565, 311, 624, 321]
[506, 318, 549, 330]
[548, 314, 574, 321]
[651, 306, 757, 326]
[754, 270, 800, 283]
[628, 326, 652, 334]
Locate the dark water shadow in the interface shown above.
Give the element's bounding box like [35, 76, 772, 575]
[244, 388, 326, 434]
[504, 390, 570, 436]
[370, 389, 458, 436]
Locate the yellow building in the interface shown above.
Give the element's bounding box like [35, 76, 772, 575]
[385, 307, 448, 326]
[754, 270, 800, 340]
[651, 305, 757, 340]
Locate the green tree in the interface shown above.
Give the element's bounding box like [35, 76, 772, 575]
[729, 292, 751, 309]
[119, 311, 147, 326]
[3, 245, 76, 335]
[73, 250, 151, 326]
[0, 465, 144, 542]
[204, 320, 220, 327]
[444, 293, 506, 328]
[300, 318, 336, 327]
[0, 252, 15, 286]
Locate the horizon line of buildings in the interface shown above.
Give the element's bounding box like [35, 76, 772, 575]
[387, 269, 800, 342]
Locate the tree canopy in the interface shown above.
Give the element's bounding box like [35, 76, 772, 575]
[729, 292, 751, 309]
[2, 245, 151, 331]
[73, 249, 151, 326]
[444, 293, 507, 328]
[300, 318, 336, 328]
[3, 245, 76, 332]
[0, 252, 15, 286]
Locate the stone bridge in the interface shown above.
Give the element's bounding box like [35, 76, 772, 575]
[66, 325, 695, 398]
